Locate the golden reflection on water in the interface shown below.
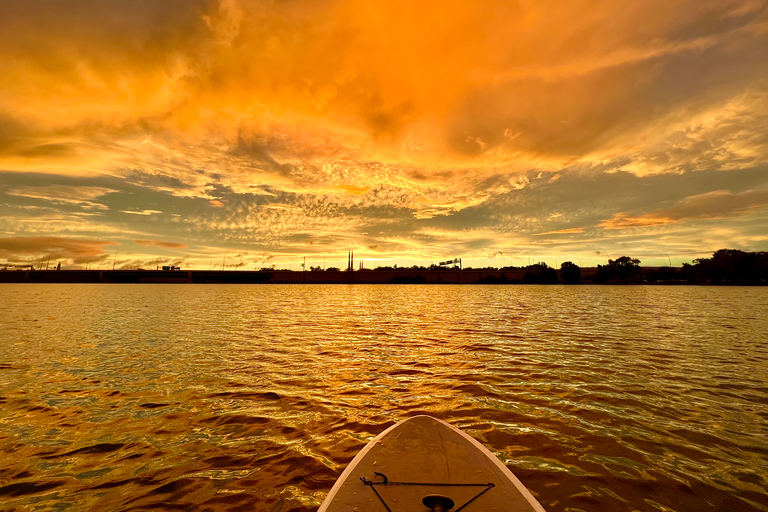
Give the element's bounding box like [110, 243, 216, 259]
[1, 284, 767, 512]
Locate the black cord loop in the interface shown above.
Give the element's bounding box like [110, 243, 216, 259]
[360, 472, 495, 512]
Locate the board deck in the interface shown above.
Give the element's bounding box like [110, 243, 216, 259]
[318, 415, 546, 511]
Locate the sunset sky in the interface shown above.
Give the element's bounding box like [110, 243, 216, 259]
[1, 0, 767, 270]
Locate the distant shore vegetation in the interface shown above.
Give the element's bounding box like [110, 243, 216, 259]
[494, 249, 766, 285]
[299, 249, 767, 285]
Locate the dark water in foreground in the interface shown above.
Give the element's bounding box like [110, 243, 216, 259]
[0, 284, 766, 512]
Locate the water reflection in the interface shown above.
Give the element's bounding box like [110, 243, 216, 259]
[1, 284, 767, 511]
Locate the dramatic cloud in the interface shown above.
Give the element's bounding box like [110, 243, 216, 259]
[0, 0, 766, 267]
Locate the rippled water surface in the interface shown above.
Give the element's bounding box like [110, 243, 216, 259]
[1, 284, 767, 512]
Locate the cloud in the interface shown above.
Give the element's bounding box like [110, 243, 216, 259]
[0, 236, 118, 263]
[6, 185, 116, 209]
[16, 143, 80, 159]
[2, 0, 765, 171]
[655, 189, 768, 219]
[0, 0, 207, 120]
[135, 239, 188, 249]
[599, 189, 768, 229]
[614, 90, 768, 177]
[131, 256, 187, 269]
[0, 1, 767, 264]
[536, 228, 586, 235]
[598, 215, 673, 230]
[413, 208, 457, 220]
[120, 209, 164, 215]
[263, 203, 303, 212]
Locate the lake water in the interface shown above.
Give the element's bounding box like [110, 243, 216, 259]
[0, 284, 766, 512]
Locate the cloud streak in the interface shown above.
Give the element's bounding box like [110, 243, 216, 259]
[135, 239, 189, 249]
[600, 190, 768, 229]
[6, 185, 116, 209]
[0, 236, 118, 264]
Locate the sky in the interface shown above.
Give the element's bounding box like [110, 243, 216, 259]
[1, 0, 767, 270]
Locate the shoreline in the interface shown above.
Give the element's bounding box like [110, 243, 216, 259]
[0, 268, 762, 285]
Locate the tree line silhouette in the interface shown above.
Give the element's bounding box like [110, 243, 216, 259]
[509, 250, 765, 285]
[573, 249, 765, 285]
[343, 249, 767, 285]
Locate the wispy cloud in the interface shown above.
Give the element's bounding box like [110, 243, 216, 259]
[0, 236, 118, 263]
[6, 185, 116, 209]
[120, 209, 164, 216]
[599, 189, 768, 229]
[135, 239, 188, 249]
[536, 228, 586, 236]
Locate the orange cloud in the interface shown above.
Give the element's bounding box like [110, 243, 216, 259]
[120, 210, 164, 216]
[600, 190, 768, 229]
[2, 0, 764, 176]
[0, 236, 118, 263]
[599, 215, 673, 230]
[135, 239, 189, 249]
[536, 228, 586, 235]
[6, 185, 116, 209]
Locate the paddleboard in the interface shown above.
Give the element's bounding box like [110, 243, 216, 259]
[318, 415, 546, 511]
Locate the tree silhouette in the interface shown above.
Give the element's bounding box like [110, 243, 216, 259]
[597, 256, 642, 282]
[524, 263, 559, 284]
[560, 261, 581, 284]
[694, 249, 768, 284]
